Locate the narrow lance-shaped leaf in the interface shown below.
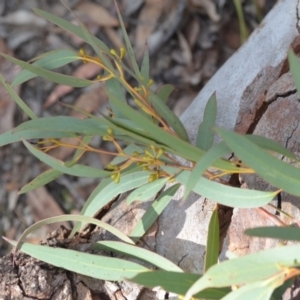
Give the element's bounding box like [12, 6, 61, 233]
[13, 116, 108, 136]
[0, 128, 76, 148]
[0, 52, 93, 87]
[8, 240, 146, 281]
[14, 214, 134, 254]
[245, 134, 297, 160]
[79, 15, 114, 71]
[126, 177, 169, 205]
[184, 244, 300, 299]
[156, 84, 174, 104]
[221, 279, 280, 300]
[204, 206, 219, 272]
[196, 92, 217, 150]
[216, 127, 300, 197]
[94, 241, 183, 272]
[174, 170, 278, 208]
[0, 74, 37, 120]
[105, 78, 126, 118]
[245, 227, 300, 241]
[113, 0, 141, 77]
[148, 93, 189, 141]
[130, 271, 231, 299]
[19, 136, 93, 194]
[19, 168, 63, 195]
[73, 171, 151, 232]
[23, 140, 110, 178]
[12, 49, 79, 87]
[129, 184, 181, 242]
[288, 49, 300, 96]
[183, 141, 230, 200]
[33, 8, 110, 53]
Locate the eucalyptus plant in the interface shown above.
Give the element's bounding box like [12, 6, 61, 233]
[2, 4, 300, 299]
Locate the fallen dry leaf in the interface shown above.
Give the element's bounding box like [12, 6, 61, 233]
[135, 0, 169, 58]
[184, 17, 201, 49]
[144, 0, 186, 57]
[49, 83, 108, 161]
[76, 2, 119, 27]
[0, 10, 47, 27]
[190, 0, 220, 22]
[44, 62, 102, 108]
[177, 31, 192, 66]
[0, 38, 21, 134]
[27, 186, 70, 232]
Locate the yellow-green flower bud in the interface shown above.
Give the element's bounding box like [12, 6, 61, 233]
[110, 49, 117, 57]
[79, 49, 86, 56]
[113, 172, 120, 183]
[148, 174, 157, 182]
[120, 47, 126, 59]
[133, 151, 140, 157]
[147, 79, 154, 86]
[107, 128, 113, 135]
[145, 150, 153, 158]
[102, 135, 111, 141]
[157, 148, 165, 157]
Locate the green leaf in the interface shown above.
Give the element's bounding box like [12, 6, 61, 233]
[23, 140, 110, 178]
[126, 177, 169, 205]
[129, 184, 180, 242]
[19, 136, 93, 194]
[79, 16, 114, 71]
[183, 141, 230, 200]
[156, 84, 174, 104]
[0, 74, 37, 120]
[245, 134, 297, 160]
[196, 92, 217, 150]
[105, 78, 126, 118]
[0, 52, 93, 87]
[140, 46, 150, 84]
[130, 271, 231, 299]
[14, 116, 107, 136]
[94, 241, 183, 272]
[13, 214, 135, 255]
[33, 8, 110, 53]
[216, 127, 300, 197]
[12, 49, 79, 87]
[184, 244, 300, 299]
[204, 207, 219, 272]
[221, 280, 278, 300]
[106, 91, 239, 172]
[245, 226, 300, 241]
[8, 241, 146, 281]
[271, 278, 294, 300]
[113, 0, 140, 77]
[19, 168, 63, 194]
[0, 128, 76, 148]
[288, 50, 300, 96]
[233, 0, 248, 43]
[174, 170, 278, 208]
[78, 171, 151, 222]
[148, 93, 189, 141]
